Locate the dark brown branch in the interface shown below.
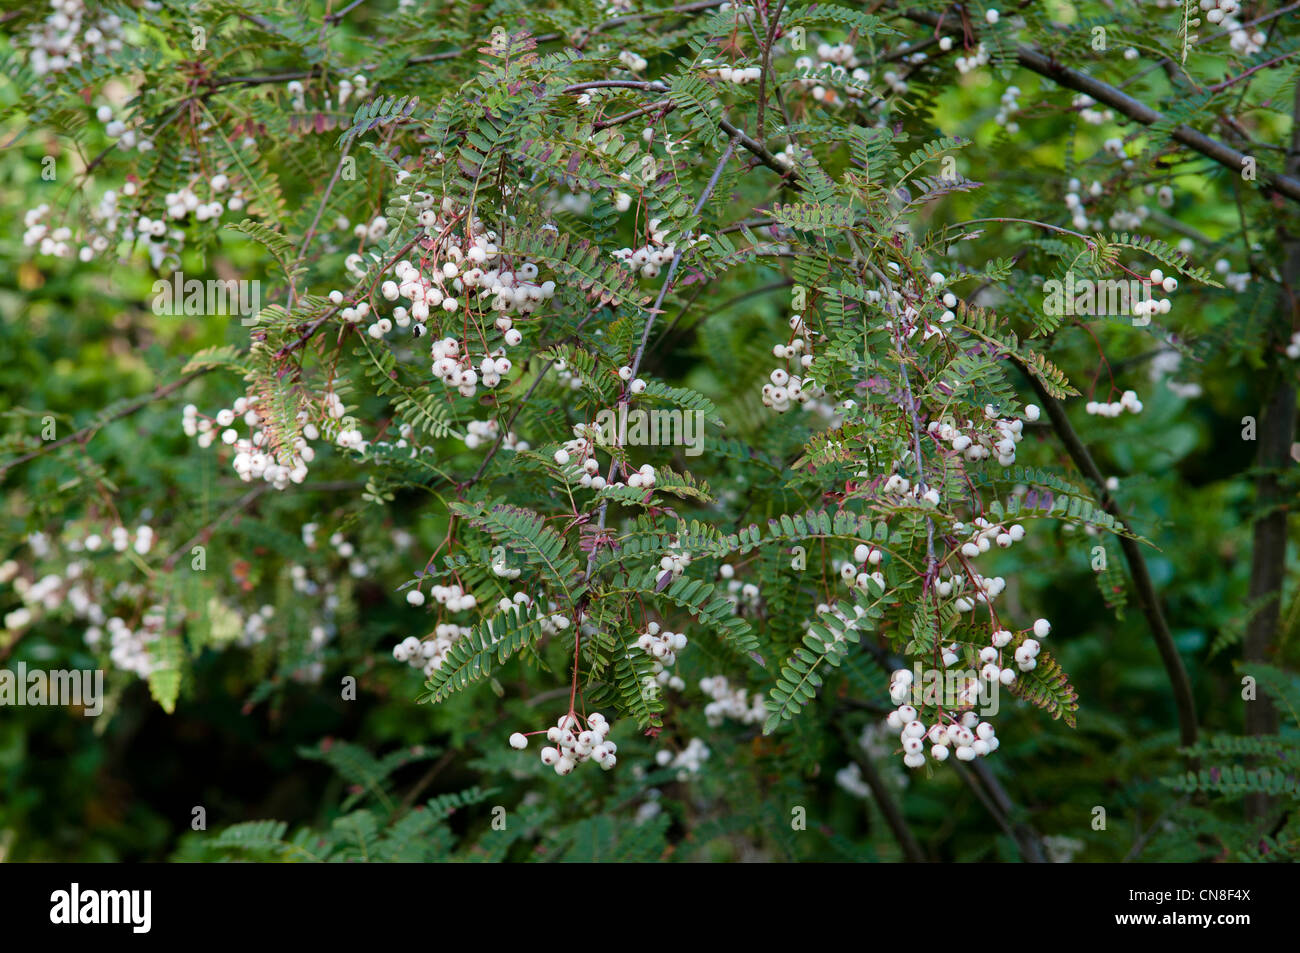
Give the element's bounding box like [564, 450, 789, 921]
[1243, 79, 1300, 820]
[902, 8, 1300, 203]
[970, 761, 1047, 863]
[852, 750, 927, 862]
[1019, 368, 1199, 748]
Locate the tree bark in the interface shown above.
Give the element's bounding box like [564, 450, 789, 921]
[1243, 82, 1300, 820]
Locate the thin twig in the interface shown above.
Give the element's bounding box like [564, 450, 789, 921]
[162, 486, 269, 570]
[852, 750, 927, 862]
[1, 367, 218, 478]
[583, 136, 740, 581]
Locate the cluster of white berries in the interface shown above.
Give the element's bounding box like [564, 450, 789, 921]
[618, 50, 649, 72]
[1, 536, 157, 672]
[551, 425, 604, 487]
[10, 571, 69, 618]
[1224, 18, 1267, 57]
[1199, 0, 1240, 26]
[1013, 618, 1052, 671]
[886, 692, 1001, 768]
[995, 85, 1021, 134]
[654, 738, 711, 780]
[954, 43, 991, 74]
[330, 535, 373, 580]
[762, 314, 826, 412]
[104, 609, 167, 677]
[352, 214, 389, 247]
[429, 336, 515, 398]
[1072, 94, 1115, 126]
[56, 524, 156, 557]
[1214, 257, 1250, 293]
[837, 543, 886, 595]
[552, 425, 661, 496]
[96, 103, 154, 153]
[612, 219, 677, 279]
[928, 402, 1035, 468]
[183, 396, 318, 489]
[464, 418, 528, 453]
[424, 582, 479, 613]
[322, 391, 369, 456]
[20, 0, 124, 77]
[391, 626, 471, 676]
[336, 75, 370, 108]
[773, 315, 818, 367]
[22, 205, 79, 259]
[25, 164, 247, 264]
[656, 543, 691, 581]
[954, 518, 1026, 559]
[637, 621, 687, 663]
[718, 564, 762, 611]
[1131, 267, 1178, 319]
[1085, 389, 1144, 417]
[938, 525, 1027, 614]
[791, 41, 872, 106]
[511, 711, 618, 775]
[699, 58, 764, 84]
[493, 592, 572, 637]
[551, 358, 586, 391]
[699, 675, 766, 727]
[1063, 176, 1106, 231]
[362, 194, 553, 348]
[560, 450, 613, 492]
[627, 463, 659, 491]
[161, 181, 232, 223]
[637, 622, 688, 691]
[761, 364, 819, 413]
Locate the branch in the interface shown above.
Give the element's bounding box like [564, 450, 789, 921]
[1018, 366, 1199, 749]
[583, 135, 739, 580]
[969, 761, 1048, 863]
[901, 8, 1300, 203]
[851, 749, 928, 862]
